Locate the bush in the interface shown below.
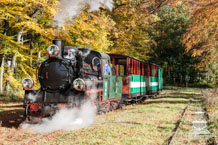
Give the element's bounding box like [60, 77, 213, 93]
[203, 88, 218, 137]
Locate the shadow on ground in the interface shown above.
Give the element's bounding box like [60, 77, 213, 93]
[0, 107, 25, 128]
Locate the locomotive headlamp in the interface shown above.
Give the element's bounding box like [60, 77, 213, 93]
[73, 78, 85, 91]
[22, 78, 34, 90]
[47, 44, 60, 57]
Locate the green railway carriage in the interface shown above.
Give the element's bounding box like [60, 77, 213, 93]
[84, 52, 163, 110]
[86, 53, 163, 109]
[148, 64, 162, 95]
[107, 54, 163, 100]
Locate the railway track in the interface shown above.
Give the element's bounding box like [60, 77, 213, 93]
[166, 94, 217, 145]
[167, 101, 190, 145]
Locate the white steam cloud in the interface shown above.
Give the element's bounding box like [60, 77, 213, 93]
[22, 101, 96, 133]
[26, 93, 39, 102]
[53, 0, 114, 28]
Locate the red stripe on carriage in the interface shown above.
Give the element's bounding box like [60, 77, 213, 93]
[100, 97, 121, 104]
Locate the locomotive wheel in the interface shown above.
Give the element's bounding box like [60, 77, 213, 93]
[106, 103, 111, 112]
[98, 103, 109, 114]
[98, 110, 105, 115]
[118, 103, 124, 109]
[25, 116, 42, 124]
[111, 101, 119, 110]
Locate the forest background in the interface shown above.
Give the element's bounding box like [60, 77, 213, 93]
[0, 0, 217, 97]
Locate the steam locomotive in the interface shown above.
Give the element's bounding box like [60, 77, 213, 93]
[22, 40, 163, 119]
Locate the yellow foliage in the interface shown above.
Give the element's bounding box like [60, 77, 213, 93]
[0, 0, 58, 96]
[68, 10, 115, 53]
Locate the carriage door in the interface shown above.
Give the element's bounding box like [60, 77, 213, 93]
[102, 59, 111, 101]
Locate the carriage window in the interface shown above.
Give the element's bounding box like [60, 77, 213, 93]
[118, 59, 127, 75]
[141, 64, 144, 75]
[144, 64, 148, 76]
[119, 65, 125, 76]
[152, 68, 157, 77]
[92, 57, 100, 71]
[102, 59, 111, 75]
[130, 60, 133, 74]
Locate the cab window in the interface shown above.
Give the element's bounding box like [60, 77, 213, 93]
[102, 59, 111, 75]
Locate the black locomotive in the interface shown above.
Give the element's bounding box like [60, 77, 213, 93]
[22, 40, 163, 119]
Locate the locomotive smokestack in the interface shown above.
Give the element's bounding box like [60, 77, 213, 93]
[53, 40, 63, 49]
[53, 40, 63, 57]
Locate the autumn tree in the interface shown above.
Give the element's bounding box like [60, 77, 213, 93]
[182, 0, 218, 85]
[107, 0, 158, 60]
[148, 3, 197, 85]
[67, 10, 115, 53]
[0, 0, 57, 96]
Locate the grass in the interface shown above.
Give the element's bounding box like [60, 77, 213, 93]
[33, 88, 196, 145]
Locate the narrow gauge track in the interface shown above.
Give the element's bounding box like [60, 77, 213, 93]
[167, 101, 190, 145]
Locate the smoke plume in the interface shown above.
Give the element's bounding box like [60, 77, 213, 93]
[21, 101, 96, 133]
[53, 0, 114, 28]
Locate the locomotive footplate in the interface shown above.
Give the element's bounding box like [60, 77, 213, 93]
[25, 102, 81, 119]
[24, 89, 86, 119]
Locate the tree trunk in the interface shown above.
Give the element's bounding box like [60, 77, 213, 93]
[38, 50, 41, 59]
[30, 49, 33, 66]
[11, 53, 16, 74]
[6, 31, 23, 95]
[37, 43, 41, 59]
[12, 31, 23, 73]
[0, 55, 5, 94]
[6, 59, 11, 95]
